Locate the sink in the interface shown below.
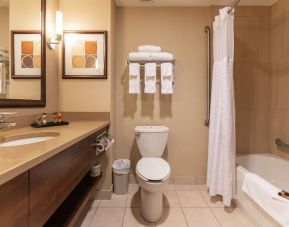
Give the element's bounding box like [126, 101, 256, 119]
[0, 132, 60, 147]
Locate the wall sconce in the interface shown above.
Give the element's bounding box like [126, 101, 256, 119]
[48, 10, 63, 49]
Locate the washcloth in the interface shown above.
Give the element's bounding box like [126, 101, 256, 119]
[129, 63, 140, 94]
[242, 173, 289, 226]
[161, 63, 173, 94]
[128, 52, 151, 61]
[138, 45, 162, 53]
[145, 63, 156, 94]
[151, 52, 174, 61]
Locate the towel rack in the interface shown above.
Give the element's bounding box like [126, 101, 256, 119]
[127, 60, 175, 67]
[275, 138, 289, 150]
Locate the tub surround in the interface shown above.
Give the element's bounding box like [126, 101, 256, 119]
[0, 120, 110, 185]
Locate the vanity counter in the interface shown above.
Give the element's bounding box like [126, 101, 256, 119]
[0, 121, 110, 185]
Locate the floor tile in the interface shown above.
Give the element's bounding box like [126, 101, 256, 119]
[75, 206, 97, 227]
[163, 190, 181, 208]
[163, 184, 176, 191]
[126, 186, 141, 208]
[99, 194, 127, 208]
[123, 208, 155, 227]
[200, 191, 226, 208]
[177, 190, 208, 207]
[90, 208, 125, 227]
[175, 185, 198, 191]
[156, 208, 188, 227]
[196, 184, 208, 191]
[183, 208, 220, 227]
[211, 207, 253, 227]
[90, 199, 101, 208]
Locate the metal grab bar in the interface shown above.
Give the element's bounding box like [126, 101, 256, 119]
[275, 138, 289, 149]
[204, 26, 211, 127]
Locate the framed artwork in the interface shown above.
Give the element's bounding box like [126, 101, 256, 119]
[63, 31, 107, 79]
[11, 31, 42, 79]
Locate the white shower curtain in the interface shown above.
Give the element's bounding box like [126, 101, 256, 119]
[207, 7, 236, 207]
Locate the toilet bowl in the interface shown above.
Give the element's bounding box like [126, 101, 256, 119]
[134, 126, 171, 222]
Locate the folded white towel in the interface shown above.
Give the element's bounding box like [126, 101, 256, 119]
[129, 63, 140, 94]
[145, 63, 156, 94]
[151, 52, 174, 61]
[128, 52, 151, 61]
[138, 45, 162, 53]
[161, 63, 173, 94]
[242, 173, 289, 226]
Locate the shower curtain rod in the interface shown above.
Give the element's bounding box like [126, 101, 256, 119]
[227, 0, 241, 14]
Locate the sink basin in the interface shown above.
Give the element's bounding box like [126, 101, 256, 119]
[0, 132, 60, 147]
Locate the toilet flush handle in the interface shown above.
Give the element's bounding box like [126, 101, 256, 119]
[134, 132, 141, 137]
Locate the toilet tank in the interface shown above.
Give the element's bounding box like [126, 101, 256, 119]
[134, 126, 169, 157]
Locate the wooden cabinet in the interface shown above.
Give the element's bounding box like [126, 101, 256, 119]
[0, 172, 29, 227]
[29, 138, 90, 227]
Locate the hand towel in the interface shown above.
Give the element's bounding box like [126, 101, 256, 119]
[161, 63, 173, 94]
[242, 173, 289, 226]
[129, 63, 140, 94]
[145, 63, 156, 94]
[128, 52, 151, 61]
[151, 52, 174, 61]
[138, 45, 162, 53]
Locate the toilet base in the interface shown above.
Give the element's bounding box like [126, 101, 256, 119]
[140, 188, 163, 222]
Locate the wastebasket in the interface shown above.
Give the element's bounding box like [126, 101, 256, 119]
[112, 159, 130, 195]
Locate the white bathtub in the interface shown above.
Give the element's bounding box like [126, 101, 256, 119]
[236, 153, 289, 227]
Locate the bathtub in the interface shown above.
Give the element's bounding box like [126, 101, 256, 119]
[236, 153, 289, 227]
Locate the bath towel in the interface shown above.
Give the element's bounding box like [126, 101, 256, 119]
[151, 52, 174, 61]
[242, 173, 289, 226]
[128, 63, 140, 94]
[128, 52, 151, 61]
[144, 63, 156, 94]
[138, 45, 162, 53]
[161, 63, 173, 94]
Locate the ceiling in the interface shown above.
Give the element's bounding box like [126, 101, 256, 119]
[0, 0, 8, 7]
[115, 0, 279, 7]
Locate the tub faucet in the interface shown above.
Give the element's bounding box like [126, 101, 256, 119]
[0, 112, 17, 129]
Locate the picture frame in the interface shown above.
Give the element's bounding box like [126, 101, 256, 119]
[11, 31, 42, 79]
[62, 31, 107, 79]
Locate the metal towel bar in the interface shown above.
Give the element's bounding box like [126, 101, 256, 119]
[275, 138, 289, 149]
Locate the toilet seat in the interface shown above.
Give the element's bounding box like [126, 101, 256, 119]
[136, 157, 170, 181]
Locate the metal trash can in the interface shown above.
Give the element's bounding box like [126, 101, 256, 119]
[112, 159, 130, 195]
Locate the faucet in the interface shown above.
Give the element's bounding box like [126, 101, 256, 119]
[0, 112, 17, 129]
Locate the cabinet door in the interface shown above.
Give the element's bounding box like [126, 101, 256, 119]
[0, 172, 29, 227]
[29, 138, 90, 227]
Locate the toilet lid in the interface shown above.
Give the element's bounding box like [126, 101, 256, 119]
[136, 158, 170, 181]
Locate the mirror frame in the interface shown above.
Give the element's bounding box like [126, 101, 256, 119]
[0, 0, 46, 108]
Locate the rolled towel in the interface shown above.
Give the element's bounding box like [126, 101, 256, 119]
[145, 63, 157, 94]
[128, 52, 151, 61]
[138, 45, 162, 53]
[128, 63, 140, 94]
[151, 52, 174, 61]
[161, 63, 173, 94]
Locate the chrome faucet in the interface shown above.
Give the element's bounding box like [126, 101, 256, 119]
[0, 112, 17, 129]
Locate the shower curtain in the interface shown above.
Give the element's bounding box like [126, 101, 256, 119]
[207, 7, 236, 207]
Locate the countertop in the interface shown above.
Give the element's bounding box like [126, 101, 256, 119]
[0, 121, 110, 186]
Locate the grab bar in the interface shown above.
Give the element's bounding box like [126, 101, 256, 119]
[275, 138, 289, 149]
[204, 26, 211, 127]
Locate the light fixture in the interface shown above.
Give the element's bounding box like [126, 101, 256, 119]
[48, 10, 63, 49]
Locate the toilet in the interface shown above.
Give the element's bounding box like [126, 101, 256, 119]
[134, 126, 171, 222]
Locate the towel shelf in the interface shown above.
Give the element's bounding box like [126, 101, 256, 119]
[127, 60, 175, 66]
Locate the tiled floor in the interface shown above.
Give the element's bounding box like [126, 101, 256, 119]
[76, 184, 254, 227]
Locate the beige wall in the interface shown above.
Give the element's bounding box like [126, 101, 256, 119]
[211, 6, 272, 154]
[0, 7, 9, 50]
[115, 7, 210, 179]
[270, 0, 289, 160]
[59, 0, 112, 112]
[0, 0, 59, 114]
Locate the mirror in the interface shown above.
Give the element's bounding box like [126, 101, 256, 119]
[0, 0, 46, 107]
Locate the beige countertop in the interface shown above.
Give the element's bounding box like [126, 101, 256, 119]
[0, 121, 110, 186]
